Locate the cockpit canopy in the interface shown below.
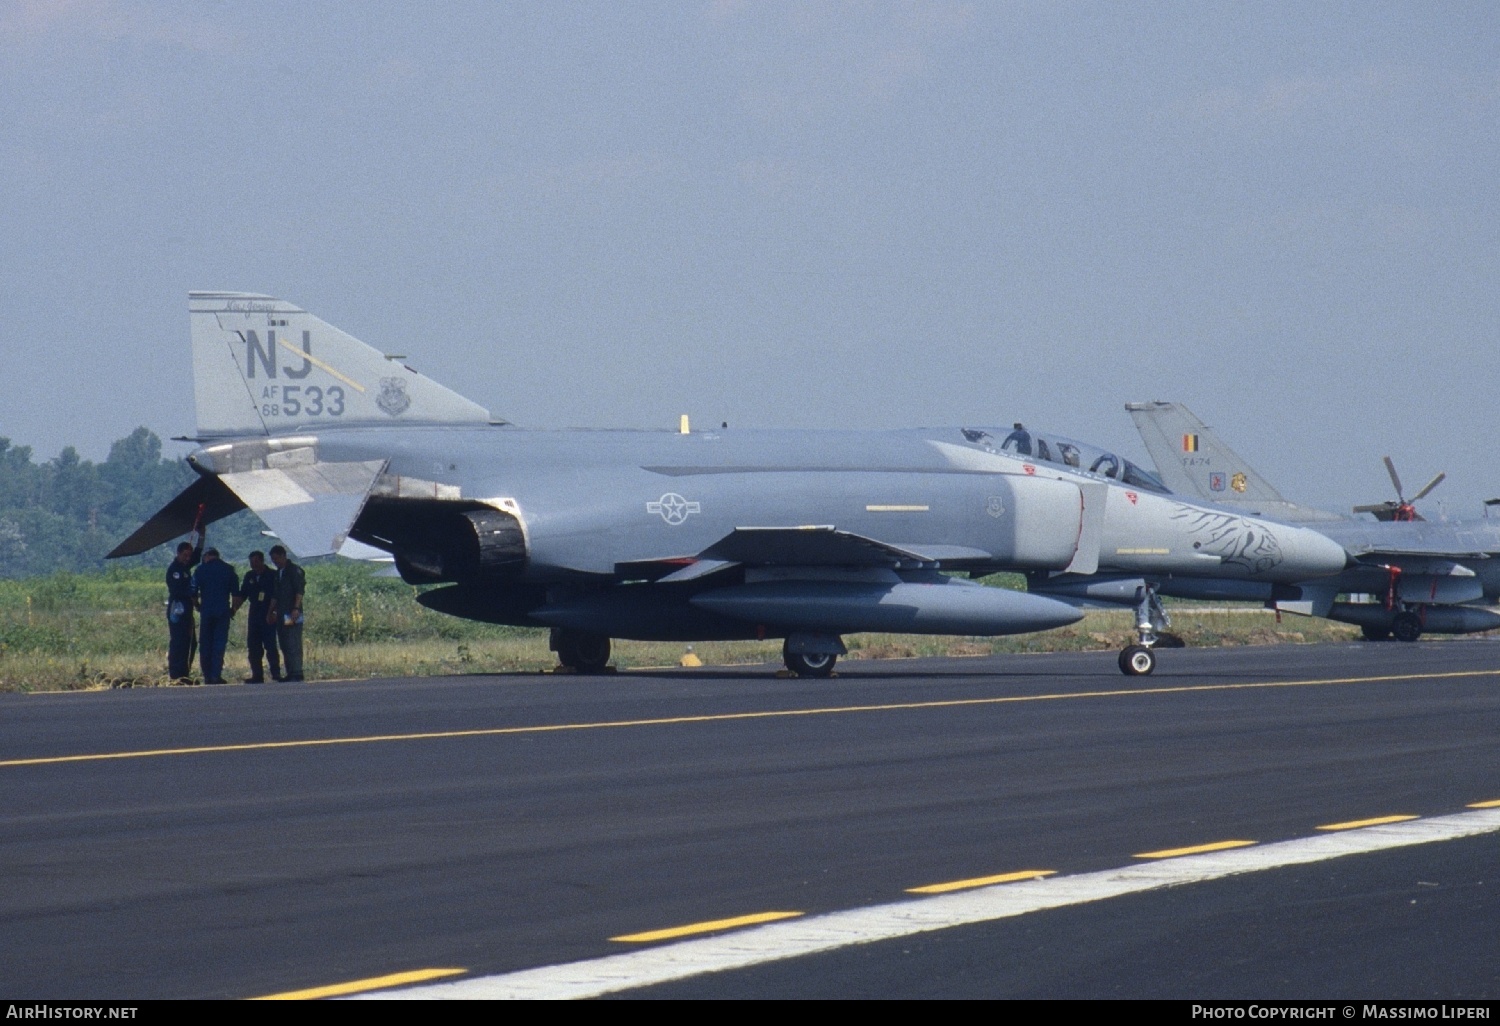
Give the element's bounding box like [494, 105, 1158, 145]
[962, 424, 1169, 494]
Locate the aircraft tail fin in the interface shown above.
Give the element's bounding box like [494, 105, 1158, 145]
[189, 292, 494, 438]
[1125, 401, 1343, 523]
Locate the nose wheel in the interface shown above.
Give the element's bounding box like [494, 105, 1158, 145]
[1118, 582, 1168, 675]
[1118, 645, 1156, 676]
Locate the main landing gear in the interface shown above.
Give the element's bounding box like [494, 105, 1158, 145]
[782, 634, 844, 678]
[1357, 610, 1424, 643]
[1391, 609, 1423, 643]
[1118, 582, 1169, 676]
[550, 628, 612, 673]
[1374, 566, 1424, 643]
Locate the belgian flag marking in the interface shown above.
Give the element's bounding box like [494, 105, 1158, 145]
[1182, 434, 1199, 452]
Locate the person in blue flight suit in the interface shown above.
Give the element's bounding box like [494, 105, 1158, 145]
[166, 540, 200, 684]
[231, 550, 281, 683]
[193, 547, 239, 685]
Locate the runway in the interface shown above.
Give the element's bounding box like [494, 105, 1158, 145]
[3, 641, 1499, 999]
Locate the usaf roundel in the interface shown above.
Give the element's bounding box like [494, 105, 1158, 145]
[647, 493, 700, 525]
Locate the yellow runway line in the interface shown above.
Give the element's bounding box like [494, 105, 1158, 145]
[1316, 815, 1419, 831]
[906, 869, 1055, 894]
[8, 667, 1498, 769]
[252, 967, 465, 1000]
[1134, 840, 1257, 859]
[612, 911, 803, 943]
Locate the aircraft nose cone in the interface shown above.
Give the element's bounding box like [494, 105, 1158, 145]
[1279, 525, 1349, 580]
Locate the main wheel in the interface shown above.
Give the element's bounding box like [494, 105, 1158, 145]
[554, 630, 612, 672]
[1360, 624, 1392, 641]
[784, 648, 837, 678]
[1118, 645, 1155, 676]
[1391, 611, 1423, 643]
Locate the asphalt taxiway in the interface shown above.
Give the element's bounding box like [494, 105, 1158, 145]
[3, 642, 1498, 999]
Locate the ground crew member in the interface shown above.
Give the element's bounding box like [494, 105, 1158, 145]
[165, 540, 199, 684]
[268, 544, 306, 682]
[194, 548, 239, 685]
[232, 550, 281, 682]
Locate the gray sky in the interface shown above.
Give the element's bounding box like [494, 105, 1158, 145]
[2, 1, 1497, 517]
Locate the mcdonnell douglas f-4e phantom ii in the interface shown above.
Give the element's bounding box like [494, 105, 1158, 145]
[108, 293, 1348, 677]
[1117, 401, 1500, 644]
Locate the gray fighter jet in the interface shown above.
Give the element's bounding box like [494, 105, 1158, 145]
[108, 294, 1348, 677]
[1116, 401, 1500, 643]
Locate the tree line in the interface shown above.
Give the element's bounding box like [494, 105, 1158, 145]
[0, 428, 268, 578]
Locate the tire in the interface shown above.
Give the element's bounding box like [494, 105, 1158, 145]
[1360, 624, 1392, 642]
[555, 630, 612, 672]
[1391, 611, 1423, 644]
[1118, 645, 1155, 676]
[784, 649, 837, 678]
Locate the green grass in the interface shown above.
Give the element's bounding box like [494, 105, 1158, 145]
[0, 564, 1366, 692]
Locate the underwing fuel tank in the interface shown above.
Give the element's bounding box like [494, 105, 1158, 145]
[1327, 603, 1500, 636]
[689, 578, 1084, 636]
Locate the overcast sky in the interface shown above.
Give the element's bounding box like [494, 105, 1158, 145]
[2, 1, 1497, 517]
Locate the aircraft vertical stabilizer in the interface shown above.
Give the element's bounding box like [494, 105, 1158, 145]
[1126, 401, 1343, 523]
[189, 292, 494, 438]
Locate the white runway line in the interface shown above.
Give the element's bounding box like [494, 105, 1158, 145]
[363, 808, 1500, 1000]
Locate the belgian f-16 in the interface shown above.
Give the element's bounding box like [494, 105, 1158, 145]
[1115, 401, 1500, 643]
[109, 294, 1349, 677]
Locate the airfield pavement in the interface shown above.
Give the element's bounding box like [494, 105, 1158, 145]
[3, 641, 1500, 1000]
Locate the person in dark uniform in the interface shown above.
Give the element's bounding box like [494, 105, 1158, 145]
[268, 544, 306, 682]
[194, 548, 239, 685]
[232, 550, 281, 683]
[166, 540, 200, 684]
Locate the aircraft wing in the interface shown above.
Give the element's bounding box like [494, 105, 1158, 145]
[1320, 520, 1500, 562]
[1343, 542, 1494, 561]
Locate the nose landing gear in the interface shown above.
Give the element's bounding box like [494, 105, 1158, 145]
[1119, 582, 1169, 676]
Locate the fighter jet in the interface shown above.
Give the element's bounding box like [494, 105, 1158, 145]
[108, 294, 1348, 677]
[1116, 401, 1500, 643]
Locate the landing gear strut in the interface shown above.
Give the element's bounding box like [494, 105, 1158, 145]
[1118, 582, 1169, 676]
[1381, 566, 1423, 643]
[551, 628, 612, 673]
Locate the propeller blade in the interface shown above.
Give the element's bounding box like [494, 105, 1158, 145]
[1411, 471, 1447, 502]
[1353, 502, 1397, 514]
[1383, 456, 1404, 501]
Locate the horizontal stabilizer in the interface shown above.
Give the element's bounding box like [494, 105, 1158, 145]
[216, 459, 387, 558]
[106, 474, 246, 558]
